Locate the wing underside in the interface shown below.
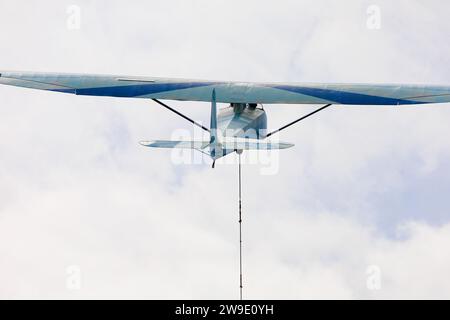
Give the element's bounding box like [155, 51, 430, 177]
[1, 71, 450, 105]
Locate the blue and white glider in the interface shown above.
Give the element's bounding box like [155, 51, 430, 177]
[1, 71, 450, 164]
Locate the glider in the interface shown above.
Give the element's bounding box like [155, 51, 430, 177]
[2, 71, 450, 166]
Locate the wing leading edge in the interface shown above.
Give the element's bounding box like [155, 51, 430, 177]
[1, 71, 450, 105]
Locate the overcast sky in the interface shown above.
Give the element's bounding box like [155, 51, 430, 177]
[1, 0, 450, 299]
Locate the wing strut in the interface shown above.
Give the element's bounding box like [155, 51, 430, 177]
[265, 104, 332, 138]
[151, 99, 210, 133]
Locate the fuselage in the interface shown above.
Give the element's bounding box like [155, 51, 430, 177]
[218, 103, 267, 140]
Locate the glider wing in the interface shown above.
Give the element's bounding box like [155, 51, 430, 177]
[2, 71, 450, 105]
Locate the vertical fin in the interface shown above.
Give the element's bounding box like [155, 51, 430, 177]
[209, 88, 223, 163]
[210, 89, 217, 144]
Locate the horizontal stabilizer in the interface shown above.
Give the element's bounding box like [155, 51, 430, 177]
[221, 140, 294, 150]
[140, 140, 209, 150]
[140, 139, 294, 151]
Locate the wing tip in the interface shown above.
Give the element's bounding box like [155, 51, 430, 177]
[139, 140, 155, 147]
[282, 143, 295, 149]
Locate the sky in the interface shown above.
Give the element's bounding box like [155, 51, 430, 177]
[1, 0, 450, 299]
